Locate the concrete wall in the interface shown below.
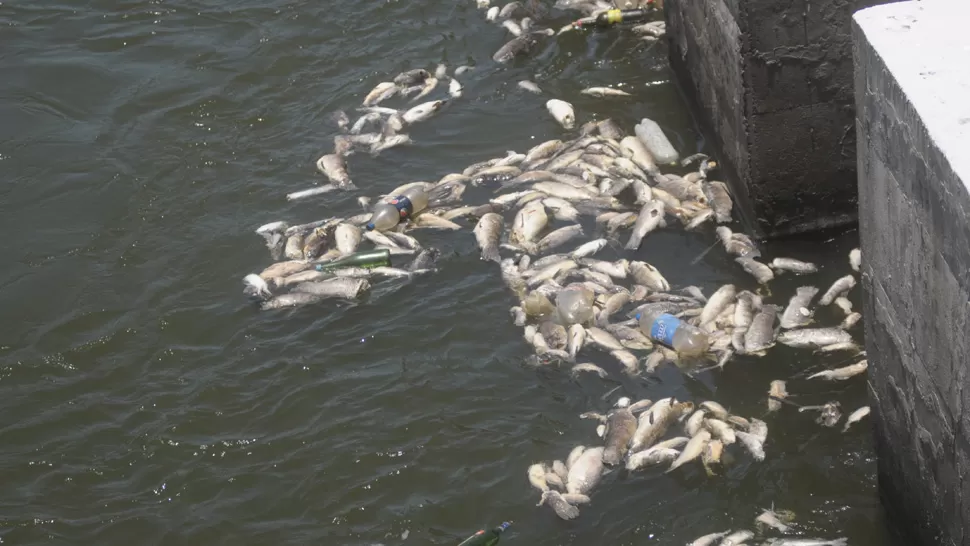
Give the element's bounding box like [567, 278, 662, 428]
[665, 0, 889, 237]
[854, 2, 970, 545]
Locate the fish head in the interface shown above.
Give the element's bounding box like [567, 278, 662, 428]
[615, 396, 631, 408]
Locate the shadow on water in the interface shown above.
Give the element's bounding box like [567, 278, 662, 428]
[0, 0, 902, 545]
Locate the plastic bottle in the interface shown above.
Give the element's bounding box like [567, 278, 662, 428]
[556, 286, 595, 325]
[636, 309, 709, 356]
[366, 186, 430, 231]
[315, 249, 391, 271]
[634, 118, 679, 165]
[456, 522, 511, 546]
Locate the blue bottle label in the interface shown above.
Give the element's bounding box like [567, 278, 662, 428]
[650, 313, 681, 347]
[389, 196, 414, 219]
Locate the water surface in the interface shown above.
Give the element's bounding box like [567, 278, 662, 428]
[0, 1, 899, 544]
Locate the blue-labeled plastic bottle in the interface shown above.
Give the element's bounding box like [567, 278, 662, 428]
[365, 187, 429, 231]
[636, 310, 709, 357]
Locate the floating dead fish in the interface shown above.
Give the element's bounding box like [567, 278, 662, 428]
[546, 99, 576, 129]
[580, 87, 632, 97]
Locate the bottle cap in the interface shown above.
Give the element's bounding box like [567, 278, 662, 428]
[365, 222, 375, 231]
[634, 313, 642, 320]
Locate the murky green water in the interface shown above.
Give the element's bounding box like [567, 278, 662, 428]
[0, 1, 902, 544]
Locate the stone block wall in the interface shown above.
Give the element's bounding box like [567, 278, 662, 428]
[665, 0, 888, 237]
[854, 2, 970, 545]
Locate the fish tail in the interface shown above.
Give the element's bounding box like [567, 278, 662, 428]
[481, 245, 501, 263]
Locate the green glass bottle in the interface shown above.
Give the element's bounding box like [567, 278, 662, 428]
[315, 248, 391, 271]
[456, 522, 511, 546]
[574, 8, 650, 29]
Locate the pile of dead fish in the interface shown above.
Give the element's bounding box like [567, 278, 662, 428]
[238, 0, 872, 541]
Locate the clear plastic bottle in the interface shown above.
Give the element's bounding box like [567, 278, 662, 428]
[556, 286, 595, 325]
[365, 187, 430, 231]
[636, 309, 709, 356]
[634, 118, 679, 165]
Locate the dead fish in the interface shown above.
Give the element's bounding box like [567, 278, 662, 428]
[626, 446, 680, 470]
[528, 463, 549, 492]
[499, 1, 523, 18]
[243, 274, 272, 299]
[316, 154, 354, 188]
[393, 68, 430, 87]
[362, 82, 398, 106]
[833, 296, 853, 316]
[778, 327, 853, 349]
[701, 439, 724, 476]
[493, 33, 538, 63]
[402, 100, 445, 124]
[411, 213, 461, 230]
[735, 256, 774, 284]
[630, 399, 693, 452]
[334, 223, 362, 255]
[699, 284, 736, 328]
[625, 200, 665, 250]
[571, 238, 607, 259]
[410, 76, 439, 102]
[546, 99, 576, 129]
[501, 19, 523, 36]
[736, 430, 765, 461]
[540, 320, 568, 351]
[703, 181, 733, 223]
[474, 213, 504, 262]
[619, 136, 659, 175]
[771, 257, 818, 275]
[284, 232, 306, 261]
[292, 278, 370, 299]
[259, 260, 311, 280]
[807, 359, 868, 380]
[716, 226, 760, 258]
[571, 362, 607, 378]
[585, 326, 624, 352]
[756, 508, 794, 533]
[801, 401, 842, 427]
[593, 397, 639, 466]
[486, 5, 500, 20]
[538, 490, 579, 520]
[767, 380, 787, 412]
[565, 446, 604, 495]
[566, 323, 586, 361]
[849, 248, 862, 272]
[510, 199, 549, 243]
[780, 286, 819, 329]
[259, 291, 329, 310]
[745, 305, 779, 355]
[581, 87, 632, 97]
[703, 418, 736, 445]
[667, 429, 710, 472]
[610, 349, 639, 374]
[629, 261, 670, 292]
[841, 312, 862, 329]
[535, 224, 584, 254]
[763, 539, 848, 546]
[518, 80, 543, 94]
[448, 78, 463, 98]
[409, 247, 439, 271]
[842, 406, 871, 432]
[688, 531, 731, 546]
[472, 165, 521, 186]
[720, 530, 755, 546]
[818, 275, 856, 306]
